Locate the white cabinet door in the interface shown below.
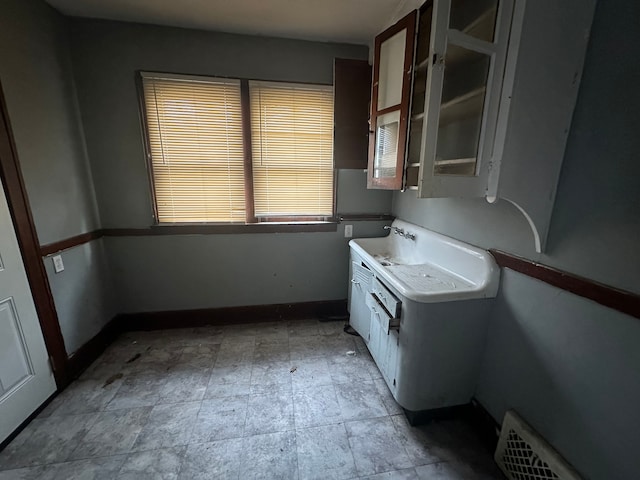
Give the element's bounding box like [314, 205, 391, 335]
[419, 0, 514, 198]
[0, 176, 56, 442]
[349, 262, 373, 342]
[384, 329, 399, 387]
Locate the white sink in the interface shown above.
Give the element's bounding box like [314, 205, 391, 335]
[349, 219, 499, 303]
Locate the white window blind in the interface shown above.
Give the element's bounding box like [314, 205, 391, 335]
[249, 81, 334, 217]
[142, 73, 246, 223]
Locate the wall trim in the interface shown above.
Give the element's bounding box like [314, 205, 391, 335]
[337, 214, 394, 221]
[489, 249, 640, 320]
[66, 318, 123, 380]
[38, 221, 344, 255]
[119, 299, 348, 330]
[40, 230, 103, 256]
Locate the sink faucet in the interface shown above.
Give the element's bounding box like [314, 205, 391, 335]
[384, 225, 416, 241]
[384, 225, 403, 235]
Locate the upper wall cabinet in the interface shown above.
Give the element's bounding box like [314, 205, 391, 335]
[418, 0, 512, 197]
[367, 11, 416, 189]
[369, 0, 597, 252]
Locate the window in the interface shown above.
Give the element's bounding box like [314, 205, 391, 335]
[140, 72, 335, 224]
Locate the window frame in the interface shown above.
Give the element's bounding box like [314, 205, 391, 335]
[136, 71, 338, 232]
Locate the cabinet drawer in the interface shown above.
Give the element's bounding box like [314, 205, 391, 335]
[366, 293, 400, 334]
[371, 277, 401, 318]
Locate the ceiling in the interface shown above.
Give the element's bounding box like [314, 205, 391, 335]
[45, 0, 409, 45]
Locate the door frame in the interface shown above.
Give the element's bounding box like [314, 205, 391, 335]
[0, 81, 68, 388]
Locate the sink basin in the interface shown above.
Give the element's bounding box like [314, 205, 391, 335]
[349, 219, 499, 302]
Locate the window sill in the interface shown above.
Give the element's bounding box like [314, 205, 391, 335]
[147, 222, 338, 235]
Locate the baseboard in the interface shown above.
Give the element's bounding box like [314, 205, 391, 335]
[468, 398, 501, 452]
[403, 403, 472, 426]
[118, 299, 348, 330]
[66, 317, 123, 380]
[64, 300, 347, 376]
[402, 399, 500, 453]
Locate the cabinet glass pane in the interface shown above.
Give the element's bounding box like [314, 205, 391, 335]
[374, 110, 401, 179]
[449, 0, 498, 42]
[411, 67, 427, 116]
[434, 45, 491, 176]
[407, 118, 422, 165]
[377, 30, 407, 110]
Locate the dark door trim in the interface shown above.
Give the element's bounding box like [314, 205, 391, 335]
[0, 81, 69, 387]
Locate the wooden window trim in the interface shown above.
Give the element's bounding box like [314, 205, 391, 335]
[136, 73, 160, 223]
[240, 79, 257, 223]
[137, 71, 337, 227]
[368, 10, 417, 190]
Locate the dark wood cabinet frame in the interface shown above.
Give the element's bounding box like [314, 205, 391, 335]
[0, 82, 68, 388]
[368, 10, 417, 190]
[333, 58, 371, 170]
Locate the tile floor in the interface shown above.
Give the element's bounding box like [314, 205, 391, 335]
[0, 319, 504, 479]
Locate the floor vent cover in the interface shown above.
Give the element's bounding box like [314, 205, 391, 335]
[495, 410, 582, 480]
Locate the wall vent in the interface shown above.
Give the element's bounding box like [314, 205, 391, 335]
[495, 410, 582, 480]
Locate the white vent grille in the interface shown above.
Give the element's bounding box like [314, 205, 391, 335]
[495, 410, 582, 480]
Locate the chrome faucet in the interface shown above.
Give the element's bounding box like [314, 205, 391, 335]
[384, 225, 416, 241]
[404, 231, 416, 241]
[384, 225, 403, 235]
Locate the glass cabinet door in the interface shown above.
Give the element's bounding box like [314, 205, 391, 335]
[405, 2, 434, 190]
[368, 11, 416, 190]
[419, 0, 514, 197]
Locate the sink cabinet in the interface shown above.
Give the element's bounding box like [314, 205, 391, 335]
[347, 220, 499, 415]
[349, 249, 493, 413]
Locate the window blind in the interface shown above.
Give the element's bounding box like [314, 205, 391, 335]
[249, 81, 334, 217]
[142, 74, 246, 223]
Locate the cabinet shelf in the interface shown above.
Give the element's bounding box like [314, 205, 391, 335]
[439, 86, 485, 126]
[415, 58, 430, 72]
[434, 157, 476, 166]
[461, 5, 497, 40]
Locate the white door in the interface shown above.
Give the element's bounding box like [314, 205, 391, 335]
[0, 176, 56, 442]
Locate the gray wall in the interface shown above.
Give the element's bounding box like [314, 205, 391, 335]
[392, 0, 640, 478]
[0, 0, 99, 243]
[43, 240, 117, 353]
[69, 19, 392, 312]
[0, 0, 117, 354]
